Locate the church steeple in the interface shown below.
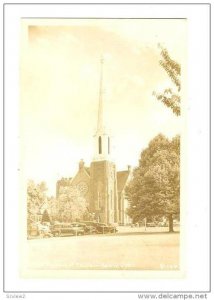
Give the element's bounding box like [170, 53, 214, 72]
[97, 55, 104, 133]
[93, 56, 111, 161]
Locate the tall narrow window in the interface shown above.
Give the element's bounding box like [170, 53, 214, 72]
[98, 136, 102, 154]
[108, 137, 110, 154]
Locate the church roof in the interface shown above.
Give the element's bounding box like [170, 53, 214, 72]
[117, 170, 129, 192]
[57, 177, 73, 185]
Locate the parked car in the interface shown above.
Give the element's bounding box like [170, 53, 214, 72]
[108, 224, 118, 233]
[146, 222, 156, 227]
[81, 221, 101, 234]
[70, 222, 86, 235]
[51, 223, 84, 237]
[96, 223, 117, 234]
[87, 225, 99, 234]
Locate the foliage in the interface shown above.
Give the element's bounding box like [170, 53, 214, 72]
[41, 209, 51, 223]
[153, 45, 181, 116]
[47, 196, 58, 221]
[58, 186, 87, 222]
[27, 180, 47, 222]
[126, 134, 180, 231]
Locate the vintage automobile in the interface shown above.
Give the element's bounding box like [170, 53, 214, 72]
[70, 222, 86, 235]
[81, 221, 99, 234]
[96, 223, 117, 234]
[146, 222, 156, 227]
[51, 223, 84, 237]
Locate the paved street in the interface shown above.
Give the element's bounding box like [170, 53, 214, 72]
[27, 227, 179, 271]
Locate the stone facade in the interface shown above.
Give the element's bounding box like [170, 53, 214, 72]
[90, 160, 118, 223]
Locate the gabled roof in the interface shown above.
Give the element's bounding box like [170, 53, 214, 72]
[70, 165, 91, 185]
[117, 170, 129, 192]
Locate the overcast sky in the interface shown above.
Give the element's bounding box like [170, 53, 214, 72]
[20, 19, 187, 196]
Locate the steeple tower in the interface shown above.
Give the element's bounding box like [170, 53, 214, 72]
[90, 56, 118, 224]
[93, 56, 111, 161]
[97, 55, 104, 133]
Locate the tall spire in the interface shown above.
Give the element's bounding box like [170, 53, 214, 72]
[97, 55, 104, 133]
[93, 55, 111, 161]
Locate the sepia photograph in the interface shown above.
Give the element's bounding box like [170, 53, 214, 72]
[20, 18, 186, 274]
[2, 2, 211, 297]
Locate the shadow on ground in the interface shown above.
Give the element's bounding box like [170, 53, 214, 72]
[97, 230, 180, 237]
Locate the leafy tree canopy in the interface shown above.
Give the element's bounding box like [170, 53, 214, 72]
[126, 134, 180, 231]
[27, 180, 48, 218]
[41, 209, 51, 223]
[153, 45, 181, 116]
[58, 186, 87, 222]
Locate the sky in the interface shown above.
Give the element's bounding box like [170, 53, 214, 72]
[20, 19, 187, 196]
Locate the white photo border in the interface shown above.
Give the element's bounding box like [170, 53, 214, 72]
[2, 2, 211, 295]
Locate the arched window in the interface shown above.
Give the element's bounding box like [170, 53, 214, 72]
[98, 136, 102, 154]
[108, 137, 110, 154]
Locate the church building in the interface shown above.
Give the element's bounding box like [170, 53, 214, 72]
[56, 58, 132, 225]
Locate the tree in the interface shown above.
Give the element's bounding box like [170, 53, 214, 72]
[153, 45, 181, 116]
[27, 181, 47, 218]
[41, 209, 51, 223]
[47, 196, 58, 222]
[58, 186, 87, 222]
[126, 134, 180, 232]
[27, 180, 48, 232]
